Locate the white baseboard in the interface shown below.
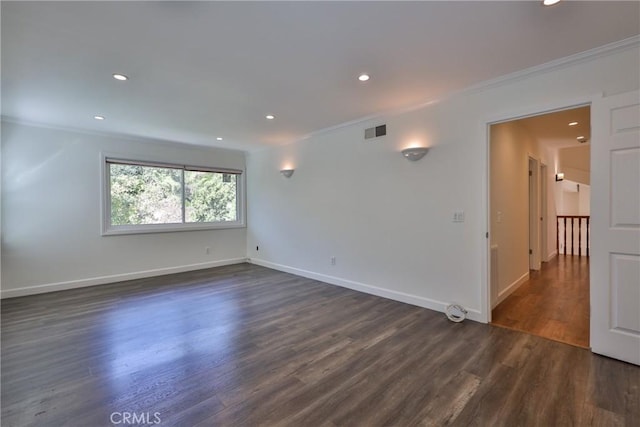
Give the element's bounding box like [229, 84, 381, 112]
[495, 271, 530, 307]
[1, 258, 247, 299]
[249, 258, 483, 323]
[546, 251, 558, 262]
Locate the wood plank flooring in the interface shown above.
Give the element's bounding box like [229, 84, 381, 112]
[2, 263, 638, 426]
[492, 255, 590, 348]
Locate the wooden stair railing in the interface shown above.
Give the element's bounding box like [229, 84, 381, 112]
[556, 215, 590, 257]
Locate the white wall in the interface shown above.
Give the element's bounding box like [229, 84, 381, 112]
[490, 120, 552, 306]
[246, 42, 639, 322]
[543, 149, 560, 260]
[578, 185, 590, 216]
[559, 145, 590, 185]
[1, 122, 247, 297]
[556, 181, 578, 215]
[556, 180, 590, 216]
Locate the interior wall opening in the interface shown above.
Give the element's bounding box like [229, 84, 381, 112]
[488, 105, 591, 348]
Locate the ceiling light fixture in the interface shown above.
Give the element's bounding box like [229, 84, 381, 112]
[577, 135, 585, 140]
[216, 137, 223, 141]
[265, 114, 275, 120]
[568, 121, 578, 126]
[112, 73, 128, 81]
[358, 74, 370, 82]
[542, 0, 561, 6]
[94, 115, 105, 120]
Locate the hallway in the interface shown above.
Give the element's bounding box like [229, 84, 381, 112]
[492, 256, 590, 348]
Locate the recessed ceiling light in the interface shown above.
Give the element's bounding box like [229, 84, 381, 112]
[542, 0, 561, 6]
[265, 114, 275, 120]
[568, 121, 578, 126]
[216, 137, 223, 141]
[94, 115, 105, 120]
[577, 136, 585, 140]
[112, 73, 128, 81]
[358, 74, 370, 82]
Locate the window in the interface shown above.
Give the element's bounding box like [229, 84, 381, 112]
[103, 158, 244, 234]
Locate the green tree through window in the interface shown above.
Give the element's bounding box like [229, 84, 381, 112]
[185, 171, 237, 222]
[108, 160, 240, 230]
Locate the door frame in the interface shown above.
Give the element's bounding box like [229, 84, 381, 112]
[482, 94, 599, 324]
[540, 163, 549, 262]
[528, 156, 541, 271]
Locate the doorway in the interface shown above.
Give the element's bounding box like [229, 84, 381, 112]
[528, 156, 540, 271]
[488, 105, 591, 348]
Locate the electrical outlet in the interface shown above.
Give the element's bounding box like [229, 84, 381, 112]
[497, 211, 502, 223]
[330, 256, 336, 266]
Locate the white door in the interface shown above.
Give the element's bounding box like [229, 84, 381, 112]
[591, 90, 640, 365]
[540, 164, 548, 262]
[528, 157, 541, 270]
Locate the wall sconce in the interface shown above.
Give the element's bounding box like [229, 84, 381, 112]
[280, 169, 294, 178]
[401, 147, 429, 161]
[555, 172, 564, 181]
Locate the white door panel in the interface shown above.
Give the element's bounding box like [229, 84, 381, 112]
[591, 90, 640, 365]
[610, 148, 640, 226]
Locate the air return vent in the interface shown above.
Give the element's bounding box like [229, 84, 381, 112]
[364, 124, 386, 140]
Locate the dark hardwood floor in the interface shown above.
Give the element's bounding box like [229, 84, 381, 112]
[2, 263, 637, 426]
[492, 255, 590, 348]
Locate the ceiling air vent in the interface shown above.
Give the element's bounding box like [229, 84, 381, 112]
[364, 124, 386, 140]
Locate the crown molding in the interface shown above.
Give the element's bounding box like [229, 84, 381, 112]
[288, 35, 640, 147]
[459, 35, 640, 97]
[4, 35, 638, 153]
[1, 115, 247, 155]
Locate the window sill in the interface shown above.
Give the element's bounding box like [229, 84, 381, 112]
[102, 222, 246, 236]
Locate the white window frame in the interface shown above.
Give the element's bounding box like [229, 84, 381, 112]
[101, 154, 245, 235]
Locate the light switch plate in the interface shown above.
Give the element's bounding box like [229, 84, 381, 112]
[453, 210, 465, 223]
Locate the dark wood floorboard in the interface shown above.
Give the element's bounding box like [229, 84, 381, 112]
[2, 263, 637, 426]
[492, 255, 590, 348]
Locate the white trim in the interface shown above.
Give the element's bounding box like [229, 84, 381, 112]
[546, 250, 558, 262]
[460, 36, 639, 98]
[102, 222, 247, 236]
[540, 163, 549, 263]
[481, 120, 491, 323]
[106, 157, 243, 175]
[0, 115, 247, 154]
[294, 100, 439, 144]
[528, 155, 542, 271]
[249, 258, 483, 323]
[484, 96, 597, 127]
[495, 271, 530, 308]
[0, 258, 247, 299]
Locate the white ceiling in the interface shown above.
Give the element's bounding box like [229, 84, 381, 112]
[518, 105, 591, 149]
[2, 1, 638, 151]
